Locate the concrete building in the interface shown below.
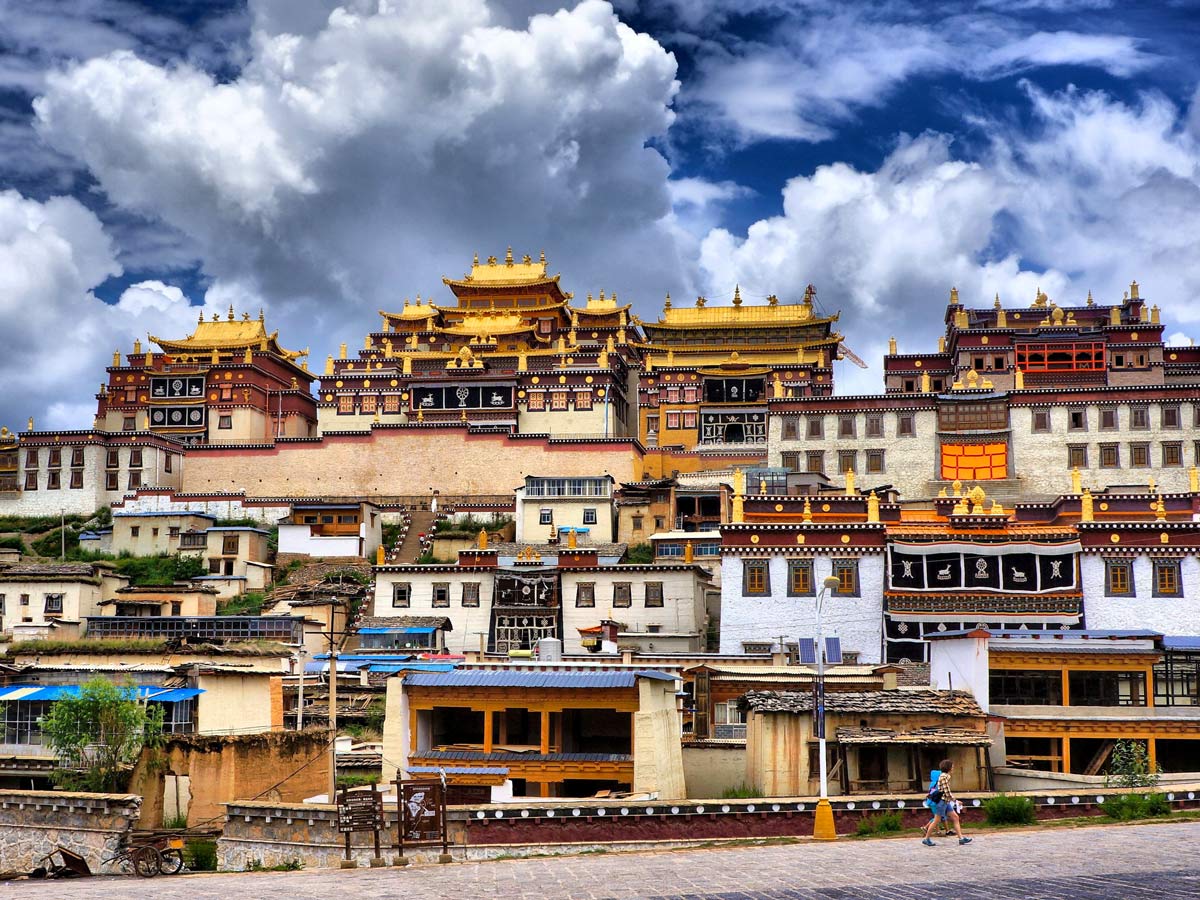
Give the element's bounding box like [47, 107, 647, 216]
[110, 510, 217, 556]
[277, 501, 381, 559]
[381, 665, 685, 799]
[514, 475, 615, 544]
[0, 562, 128, 642]
[96, 584, 219, 618]
[182, 525, 273, 600]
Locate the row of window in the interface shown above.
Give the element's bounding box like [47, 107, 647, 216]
[0, 593, 63, 615]
[524, 478, 610, 498]
[23, 448, 86, 468]
[539, 508, 599, 525]
[1104, 558, 1183, 596]
[645, 386, 701, 405]
[991, 669, 1147, 706]
[742, 559, 859, 597]
[781, 413, 916, 441]
[646, 411, 698, 431]
[1036, 403, 1190, 433]
[390, 581, 666, 608]
[780, 449, 886, 475]
[1066, 441, 1195, 470]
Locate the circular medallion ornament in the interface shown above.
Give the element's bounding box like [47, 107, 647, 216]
[152, 411, 165, 424]
[170, 411, 182, 423]
[172, 379, 183, 392]
[775, 504, 784, 512]
[189, 410, 201, 423]
[750, 535, 759, 544]
[390, 379, 398, 387]
[914, 360, 922, 367]
[1161, 533, 1170, 544]
[324, 394, 333, 401]
[531, 376, 540, 384]
[840, 534, 850, 543]
[1110, 534, 1121, 543]
[822, 503, 831, 512]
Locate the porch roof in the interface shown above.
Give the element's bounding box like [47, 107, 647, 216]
[835, 726, 992, 746]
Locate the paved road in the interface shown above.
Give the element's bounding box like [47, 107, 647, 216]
[5, 821, 1199, 900]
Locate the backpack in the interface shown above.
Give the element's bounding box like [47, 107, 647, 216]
[928, 782, 944, 803]
[926, 769, 943, 804]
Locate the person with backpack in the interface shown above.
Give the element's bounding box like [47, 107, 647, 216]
[922, 758, 972, 846]
[923, 765, 950, 835]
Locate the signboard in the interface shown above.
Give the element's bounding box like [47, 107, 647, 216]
[395, 779, 448, 852]
[151, 376, 205, 399]
[410, 384, 514, 411]
[887, 541, 1079, 594]
[336, 788, 385, 834]
[149, 406, 206, 429]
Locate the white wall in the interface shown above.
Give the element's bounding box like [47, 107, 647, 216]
[928, 634, 991, 709]
[718, 553, 885, 662]
[277, 526, 360, 558]
[1080, 553, 1200, 633]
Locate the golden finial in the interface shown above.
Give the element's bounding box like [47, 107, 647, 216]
[339, 343, 347, 360]
[375, 544, 385, 565]
[867, 490, 880, 523]
[937, 335, 946, 353]
[373, 406, 380, 424]
[243, 347, 252, 364]
[477, 528, 488, 550]
[259, 308, 265, 321]
[567, 528, 578, 549]
[416, 406, 424, 423]
[1070, 468, 1081, 494]
[1155, 496, 1166, 521]
[198, 310, 205, 323]
[1130, 280, 1139, 300]
[324, 355, 334, 375]
[539, 249, 546, 264]
[759, 478, 767, 495]
[803, 284, 815, 305]
[921, 371, 930, 392]
[1151, 304, 1160, 324]
[473, 253, 479, 266]
[845, 467, 855, 495]
[1080, 488, 1094, 523]
[133, 338, 142, 355]
[242, 311, 250, 321]
[696, 296, 706, 308]
[523, 254, 532, 265]
[733, 285, 742, 307]
[993, 293, 1001, 309]
[952, 479, 963, 497]
[950, 287, 959, 304]
[1086, 290, 1094, 306]
[113, 350, 121, 367]
[211, 348, 219, 364]
[767, 294, 778, 306]
[888, 336, 897, 355]
[731, 467, 745, 523]
[228, 304, 235, 321]
[663, 292, 672, 310]
[460, 407, 467, 421]
[684, 541, 694, 563]
[1189, 466, 1198, 493]
[1014, 368, 1024, 389]
[27, 417, 34, 432]
[802, 496, 813, 523]
[505, 246, 514, 266]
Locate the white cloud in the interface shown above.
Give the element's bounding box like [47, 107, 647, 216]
[698, 85, 1200, 394]
[0, 190, 211, 429]
[32, 0, 687, 429]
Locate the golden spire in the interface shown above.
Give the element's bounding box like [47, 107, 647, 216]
[993, 293, 1001, 309]
[416, 406, 423, 423]
[1155, 496, 1166, 521]
[1130, 280, 1139, 300]
[259, 308, 265, 321]
[339, 343, 347, 360]
[1190, 466, 1199, 493]
[731, 467, 745, 523]
[477, 528, 488, 550]
[473, 253, 479, 265]
[113, 350, 121, 367]
[505, 246, 514, 266]
[133, 338, 142, 355]
[802, 496, 813, 523]
[733, 285, 742, 307]
[759, 478, 767, 495]
[921, 371, 930, 392]
[684, 541, 695, 563]
[376, 545, 385, 565]
[888, 336, 897, 355]
[540, 249, 546, 264]
[867, 490, 880, 524]
[1070, 468, 1081, 494]
[228, 304, 235, 321]
[696, 296, 706, 308]
[325, 355, 334, 375]
[1080, 488, 1094, 523]
[845, 467, 855, 495]
[1086, 290, 1094, 306]
[664, 292, 672, 310]
[950, 286, 959, 304]
[198, 310, 204, 323]
[243, 347, 252, 364]
[27, 417, 34, 432]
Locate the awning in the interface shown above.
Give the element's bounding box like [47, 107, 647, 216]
[836, 727, 991, 746]
[0, 684, 203, 703]
[144, 688, 204, 703]
[359, 626, 437, 634]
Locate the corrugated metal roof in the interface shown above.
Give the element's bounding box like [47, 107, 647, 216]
[0, 684, 203, 702]
[419, 750, 631, 763]
[406, 766, 509, 776]
[359, 626, 436, 634]
[1164, 637, 1200, 651]
[405, 669, 674, 689]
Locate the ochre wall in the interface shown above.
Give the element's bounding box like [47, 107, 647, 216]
[181, 427, 642, 497]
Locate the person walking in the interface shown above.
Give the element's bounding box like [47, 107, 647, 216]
[923, 764, 950, 836]
[922, 758, 972, 846]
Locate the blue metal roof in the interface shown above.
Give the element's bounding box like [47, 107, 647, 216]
[366, 663, 458, 674]
[403, 669, 675, 689]
[360, 626, 436, 634]
[1163, 637, 1200, 651]
[203, 526, 271, 534]
[407, 766, 509, 776]
[0, 684, 202, 703]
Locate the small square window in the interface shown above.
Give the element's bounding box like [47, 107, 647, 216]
[865, 415, 883, 438]
[838, 415, 856, 439]
[1162, 405, 1181, 429]
[1099, 443, 1119, 469]
[1130, 443, 1150, 468]
[1162, 442, 1183, 467]
[806, 416, 823, 439]
[1099, 408, 1117, 430]
[782, 418, 799, 440]
[865, 449, 885, 474]
[665, 411, 680, 429]
[838, 450, 857, 474]
[583, 508, 597, 525]
[1068, 445, 1088, 469]
[122, 416, 136, 432]
[1130, 407, 1149, 430]
[575, 582, 595, 608]
[539, 508, 552, 525]
[128, 470, 142, 489]
[613, 582, 632, 608]
[1105, 559, 1133, 596]
[787, 559, 814, 596]
[25, 449, 37, 467]
[1032, 410, 1051, 432]
[1154, 560, 1181, 597]
[46, 470, 61, 490]
[218, 415, 233, 429]
[392, 583, 411, 608]
[806, 450, 825, 474]
[23, 471, 37, 491]
[44, 594, 64, 615]
[105, 472, 118, 491]
[105, 449, 119, 469]
[743, 560, 769, 596]
[644, 582, 664, 608]
[70, 447, 84, 467]
[993, 356, 1005, 370]
[897, 414, 915, 437]
[1068, 408, 1087, 431]
[129, 449, 143, 467]
[833, 559, 860, 596]
[131, 526, 140, 537]
[45, 447, 59, 467]
[431, 583, 450, 607]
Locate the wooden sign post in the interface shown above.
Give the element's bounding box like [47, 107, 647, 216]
[336, 785, 386, 868]
[393, 778, 450, 866]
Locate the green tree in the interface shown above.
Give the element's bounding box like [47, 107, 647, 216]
[41, 678, 164, 792]
[1106, 739, 1160, 789]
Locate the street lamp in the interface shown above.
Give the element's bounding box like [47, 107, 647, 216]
[812, 573, 841, 841]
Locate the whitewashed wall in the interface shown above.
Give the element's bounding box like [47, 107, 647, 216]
[1080, 553, 1200, 633]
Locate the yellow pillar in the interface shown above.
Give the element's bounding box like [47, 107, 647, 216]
[483, 709, 494, 754]
[1061, 737, 1071, 775]
[540, 710, 551, 754]
[1145, 667, 1155, 707]
[1061, 668, 1070, 707]
[1148, 737, 1157, 771]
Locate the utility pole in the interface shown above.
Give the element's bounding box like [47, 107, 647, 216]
[296, 647, 306, 730]
[328, 647, 338, 802]
[813, 574, 841, 841]
[60, 508, 65, 561]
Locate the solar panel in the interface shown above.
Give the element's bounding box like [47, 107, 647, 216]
[825, 636, 843, 665]
[797, 637, 818, 665]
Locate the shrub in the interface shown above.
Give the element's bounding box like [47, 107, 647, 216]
[855, 811, 903, 836]
[185, 840, 217, 871]
[0, 535, 24, 552]
[1100, 793, 1170, 821]
[219, 592, 265, 616]
[719, 783, 760, 799]
[163, 812, 188, 829]
[1107, 739, 1160, 789]
[983, 794, 1036, 826]
[623, 543, 654, 563]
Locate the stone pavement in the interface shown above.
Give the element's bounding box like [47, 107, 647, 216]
[4, 820, 1198, 900]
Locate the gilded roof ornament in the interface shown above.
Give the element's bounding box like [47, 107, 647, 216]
[733, 285, 742, 307]
[994, 293, 1001, 309]
[767, 294, 778, 306]
[198, 311, 204, 323]
[950, 287, 959, 304]
[228, 304, 235, 321]
[1086, 290, 1094, 306]
[696, 296, 706, 308]
[505, 246, 514, 266]
[664, 292, 671, 310]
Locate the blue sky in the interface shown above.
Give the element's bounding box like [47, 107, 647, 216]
[1, 0, 1199, 428]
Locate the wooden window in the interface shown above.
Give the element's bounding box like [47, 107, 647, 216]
[220, 386, 233, 401]
[866, 449, 885, 474]
[897, 413, 915, 437]
[613, 582, 632, 608]
[550, 391, 568, 410]
[903, 379, 916, 392]
[645, 414, 659, 434]
[152, 528, 159, 539]
[1130, 443, 1150, 467]
[575, 582, 595, 608]
[70, 447, 84, 467]
[665, 387, 680, 403]
[169, 527, 180, 538]
[392, 583, 411, 608]
[937, 400, 1009, 432]
[1099, 408, 1118, 430]
[47, 470, 60, 490]
[806, 450, 825, 474]
[1031, 410, 1051, 432]
[682, 411, 697, 428]
[630, 516, 643, 533]
[806, 416, 823, 438]
[123, 416, 136, 432]
[1067, 408, 1087, 431]
[1162, 442, 1183, 467]
[838, 450, 856, 474]
[130, 526, 140, 537]
[1014, 340, 1105, 372]
[222, 535, 239, 555]
[1068, 445, 1087, 469]
[384, 395, 400, 413]
[1162, 405, 1181, 429]
[1099, 443, 1119, 468]
[1068, 670, 1146, 707]
[644, 582, 664, 608]
[526, 392, 545, 411]
[683, 386, 699, 403]
[44, 594, 64, 615]
[574, 390, 592, 410]
[665, 412, 681, 429]
[218, 415, 233, 429]
[838, 415, 856, 438]
[164, 453, 172, 473]
[990, 670, 1063, 705]
[23, 471, 37, 491]
[743, 560, 769, 596]
[780, 452, 801, 471]
[461, 583, 480, 607]
[360, 394, 377, 413]
[833, 559, 859, 596]
[865, 415, 883, 438]
[106, 449, 119, 468]
[1130, 406, 1149, 430]
[782, 418, 799, 440]
[69, 470, 83, 489]
[337, 395, 354, 414]
[170, 602, 182, 616]
[128, 470, 141, 489]
[105, 472, 118, 491]
[47, 448, 61, 467]
[129, 449, 143, 467]
[583, 508, 597, 525]
[787, 559, 814, 596]
[1154, 560, 1181, 597]
[994, 356, 1006, 370]
[1105, 559, 1133, 596]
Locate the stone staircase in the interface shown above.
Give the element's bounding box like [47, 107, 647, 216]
[395, 508, 439, 562]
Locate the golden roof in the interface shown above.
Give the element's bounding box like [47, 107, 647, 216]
[150, 309, 306, 360]
[442, 248, 560, 289]
[571, 291, 630, 315]
[381, 303, 439, 321]
[436, 314, 535, 337]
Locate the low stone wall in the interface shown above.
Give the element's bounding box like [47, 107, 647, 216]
[219, 784, 1200, 869]
[0, 790, 141, 874]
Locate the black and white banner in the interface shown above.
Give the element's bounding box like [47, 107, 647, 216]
[887, 541, 1078, 593]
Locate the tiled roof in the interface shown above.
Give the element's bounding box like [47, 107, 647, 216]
[741, 689, 984, 717]
[404, 670, 673, 689]
[357, 616, 453, 631]
[836, 726, 991, 746]
[896, 662, 931, 687]
[416, 750, 631, 763]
